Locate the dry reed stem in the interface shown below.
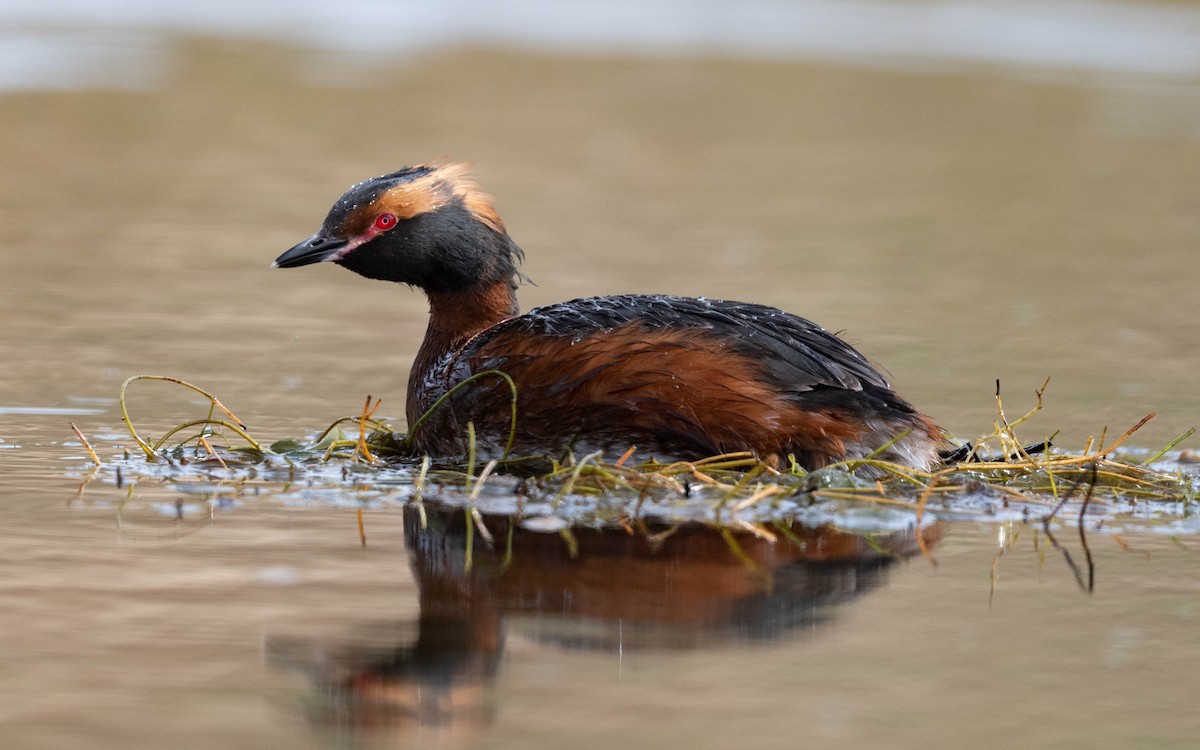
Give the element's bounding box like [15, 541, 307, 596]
[355, 395, 380, 464]
[199, 436, 229, 470]
[615, 445, 637, 467]
[69, 422, 101, 467]
[731, 484, 785, 512]
[469, 460, 499, 502]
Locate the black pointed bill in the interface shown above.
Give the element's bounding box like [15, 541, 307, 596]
[272, 232, 350, 268]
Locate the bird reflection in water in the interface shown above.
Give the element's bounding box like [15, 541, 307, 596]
[268, 505, 940, 736]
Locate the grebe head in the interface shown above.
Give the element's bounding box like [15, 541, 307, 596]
[273, 162, 523, 293]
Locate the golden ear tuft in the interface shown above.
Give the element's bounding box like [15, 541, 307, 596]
[342, 161, 508, 237]
[425, 161, 507, 235]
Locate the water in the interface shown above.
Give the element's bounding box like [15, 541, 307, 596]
[3, 2, 1200, 747]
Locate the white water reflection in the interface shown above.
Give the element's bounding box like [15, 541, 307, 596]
[3, 0, 1200, 90]
[0, 406, 107, 415]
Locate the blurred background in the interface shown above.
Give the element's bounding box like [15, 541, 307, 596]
[2, 0, 1199, 446]
[3, 4, 1200, 749]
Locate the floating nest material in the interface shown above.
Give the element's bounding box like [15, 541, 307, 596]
[57, 375, 1196, 537]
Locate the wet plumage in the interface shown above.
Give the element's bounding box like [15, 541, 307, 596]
[274, 162, 945, 469]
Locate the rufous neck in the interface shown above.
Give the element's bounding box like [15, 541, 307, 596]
[408, 281, 519, 419]
[425, 281, 519, 347]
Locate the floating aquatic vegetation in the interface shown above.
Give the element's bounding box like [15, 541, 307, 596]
[71, 373, 1197, 536]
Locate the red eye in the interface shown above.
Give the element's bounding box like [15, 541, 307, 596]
[374, 213, 397, 230]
